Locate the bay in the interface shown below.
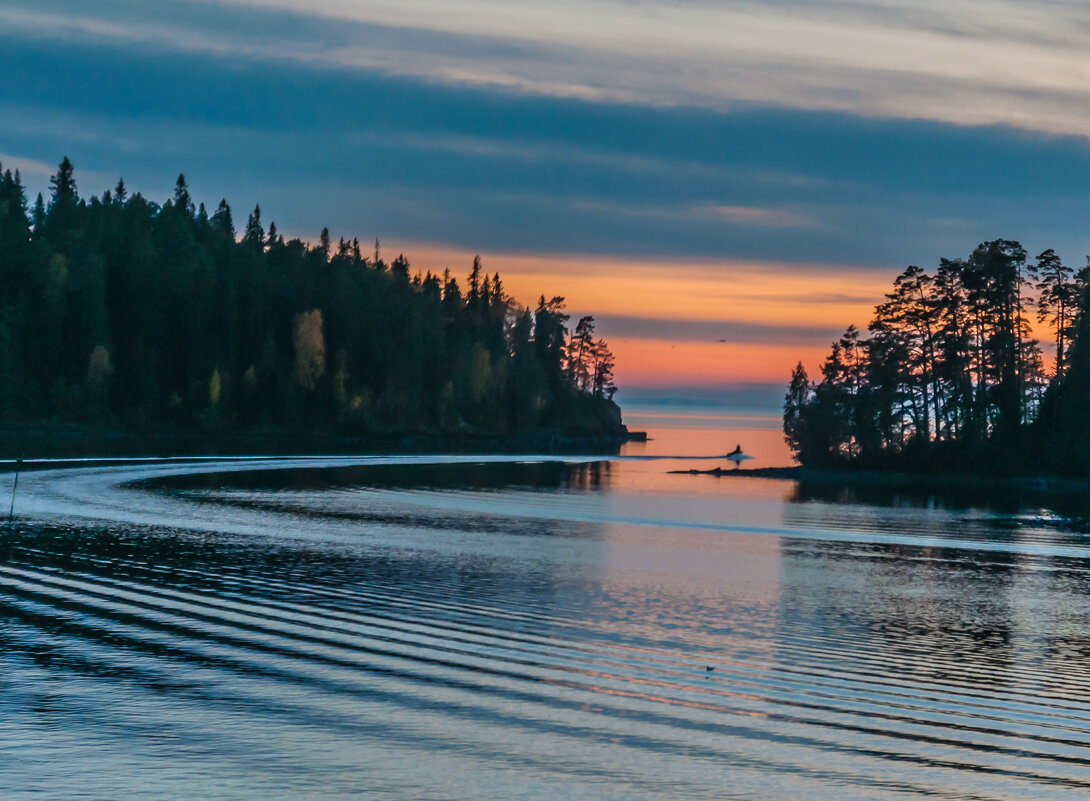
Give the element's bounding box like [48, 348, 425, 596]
[3, 409, 1090, 799]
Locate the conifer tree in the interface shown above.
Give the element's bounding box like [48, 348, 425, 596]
[0, 157, 623, 440]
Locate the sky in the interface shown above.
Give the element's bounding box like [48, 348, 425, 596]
[5, 0, 1090, 403]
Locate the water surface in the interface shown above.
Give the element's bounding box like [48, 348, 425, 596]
[4, 418, 1090, 799]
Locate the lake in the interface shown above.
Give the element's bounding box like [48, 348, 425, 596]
[4, 408, 1090, 799]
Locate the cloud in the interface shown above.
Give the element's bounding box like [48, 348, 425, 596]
[0, 151, 115, 193]
[0, 152, 58, 180]
[10, 0, 1090, 137]
[705, 205, 816, 229]
[592, 315, 841, 345]
[619, 382, 787, 410]
[5, 1, 1090, 271]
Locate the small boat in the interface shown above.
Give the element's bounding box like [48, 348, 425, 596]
[726, 444, 753, 467]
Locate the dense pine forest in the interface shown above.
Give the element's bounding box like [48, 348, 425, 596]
[0, 158, 623, 443]
[784, 238, 1090, 476]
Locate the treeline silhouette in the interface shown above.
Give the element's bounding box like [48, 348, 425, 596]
[0, 158, 623, 440]
[783, 238, 1090, 475]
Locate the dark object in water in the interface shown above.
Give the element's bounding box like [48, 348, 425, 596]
[7, 457, 21, 525]
[627, 431, 648, 442]
[726, 445, 753, 467]
[669, 467, 753, 476]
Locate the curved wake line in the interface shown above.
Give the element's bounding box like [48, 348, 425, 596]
[3, 454, 1082, 560]
[6, 454, 604, 529]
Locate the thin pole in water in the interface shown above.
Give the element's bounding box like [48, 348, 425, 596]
[8, 458, 21, 524]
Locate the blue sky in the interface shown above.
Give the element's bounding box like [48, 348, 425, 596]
[5, 0, 1090, 390]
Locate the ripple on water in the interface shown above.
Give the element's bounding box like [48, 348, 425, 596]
[4, 457, 1090, 799]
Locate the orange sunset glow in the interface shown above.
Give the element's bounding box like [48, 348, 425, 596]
[389, 242, 894, 386]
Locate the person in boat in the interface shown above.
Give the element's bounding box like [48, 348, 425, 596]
[728, 444, 743, 457]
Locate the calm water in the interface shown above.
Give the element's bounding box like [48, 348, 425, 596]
[5, 411, 1090, 798]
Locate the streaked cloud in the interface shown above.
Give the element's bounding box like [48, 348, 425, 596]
[6, 1, 1090, 268]
[621, 382, 787, 410]
[706, 205, 816, 229]
[10, 0, 1090, 136]
[0, 152, 59, 180]
[592, 315, 838, 345]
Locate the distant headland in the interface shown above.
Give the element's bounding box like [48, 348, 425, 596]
[782, 239, 1090, 478]
[0, 157, 626, 455]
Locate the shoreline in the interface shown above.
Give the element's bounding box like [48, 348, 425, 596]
[670, 465, 1090, 494]
[0, 423, 632, 464]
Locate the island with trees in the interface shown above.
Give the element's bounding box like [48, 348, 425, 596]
[783, 238, 1090, 477]
[0, 158, 625, 454]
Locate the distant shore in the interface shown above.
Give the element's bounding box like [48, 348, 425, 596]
[670, 465, 1090, 494]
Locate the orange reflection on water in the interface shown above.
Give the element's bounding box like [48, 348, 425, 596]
[621, 407, 793, 465]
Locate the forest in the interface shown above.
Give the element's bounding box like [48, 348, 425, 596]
[783, 238, 1090, 476]
[0, 158, 624, 442]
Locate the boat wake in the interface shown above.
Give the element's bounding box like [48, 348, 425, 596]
[5, 456, 1090, 799]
